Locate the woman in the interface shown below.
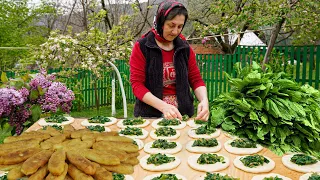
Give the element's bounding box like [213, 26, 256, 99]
[129, 0, 209, 121]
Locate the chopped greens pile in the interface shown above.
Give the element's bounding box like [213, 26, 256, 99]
[195, 120, 207, 125]
[204, 172, 239, 180]
[230, 139, 257, 148]
[42, 124, 63, 131]
[155, 127, 176, 136]
[290, 154, 318, 165]
[123, 117, 145, 125]
[87, 125, 105, 132]
[308, 173, 320, 180]
[197, 153, 225, 164]
[88, 115, 111, 123]
[112, 173, 125, 180]
[210, 61, 320, 158]
[151, 139, 177, 149]
[119, 127, 143, 136]
[147, 153, 175, 166]
[192, 138, 218, 147]
[45, 114, 68, 123]
[157, 118, 181, 126]
[182, 114, 189, 121]
[151, 174, 180, 180]
[240, 154, 269, 168]
[263, 176, 283, 180]
[195, 125, 216, 135]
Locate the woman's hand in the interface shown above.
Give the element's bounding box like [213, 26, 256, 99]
[195, 99, 209, 121]
[161, 104, 182, 120]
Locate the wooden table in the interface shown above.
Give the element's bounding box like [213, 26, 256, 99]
[26, 118, 303, 180]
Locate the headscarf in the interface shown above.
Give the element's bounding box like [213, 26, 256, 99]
[151, 0, 188, 43]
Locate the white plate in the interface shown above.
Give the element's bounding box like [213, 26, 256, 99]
[144, 141, 182, 154]
[188, 153, 230, 172]
[188, 128, 221, 139]
[117, 119, 150, 129]
[151, 118, 186, 130]
[224, 139, 263, 155]
[119, 128, 149, 139]
[186, 139, 222, 153]
[150, 129, 180, 140]
[81, 117, 117, 127]
[140, 154, 181, 171]
[143, 173, 187, 180]
[38, 116, 74, 126]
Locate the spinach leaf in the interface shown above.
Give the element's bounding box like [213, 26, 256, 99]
[290, 154, 318, 165]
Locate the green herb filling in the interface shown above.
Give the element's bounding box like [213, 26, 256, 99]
[147, 153, 175, 166]
[151, 139, 177, 149]
[240, 154, 270, 168]
[197, 153, 225, 164]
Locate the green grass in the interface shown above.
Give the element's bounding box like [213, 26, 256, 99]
[0, 104, 135, 144]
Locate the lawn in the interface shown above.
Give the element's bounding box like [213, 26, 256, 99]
[0, 104, 135, 144]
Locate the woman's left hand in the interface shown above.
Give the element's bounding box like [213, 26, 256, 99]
[195, 99, 209, 121]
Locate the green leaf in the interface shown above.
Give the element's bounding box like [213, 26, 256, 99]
[1, 72, 8, 83]
[30, 105, 42, 122]
[30, 89, 39, 100]
[38, 86, 45, 96]
[257, 125, 269, 140]
[232, 114, 242, 124]
[261, 113, 268, 124]
[249, 111, 259, 121]
[291, 135, 301, 147]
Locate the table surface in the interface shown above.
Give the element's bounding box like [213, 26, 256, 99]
[24, 118, 304, 180]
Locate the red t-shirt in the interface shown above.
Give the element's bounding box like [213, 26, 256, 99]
[130, 41, 205, 100]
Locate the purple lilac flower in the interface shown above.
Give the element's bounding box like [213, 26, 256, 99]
[29, 74, 52, 90]
[0, 88, 25, 117]
[202, 37, 210, 44]
[38, 82, 75, 113]
[8, 104, 31, 135]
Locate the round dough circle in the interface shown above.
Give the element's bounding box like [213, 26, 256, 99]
[224, 139, 263, 155]
[150, 129, 180, 140]
[187, 120, 206, 128]
[124, 175, 134, 180]
[143, 173, 187, 180]
[188, 128, 221, 139]
[119, 128, 149, 139]
[233, 155, 275, 173]
[188, 153, 230, 172]
[132, 138, 144, 150]
[151, 118, 186, 130]
[81, 117, 117, 127]
[251, 173, 292, 180]
[282, 154, 320, 173]
[140, 154, 181, 171]
[144, 141, 182, 154]
[186, 140, 222, 153]
[38, 116, 74, 126]
[299, 173, 320, 180]
[117, 119, 150, 129]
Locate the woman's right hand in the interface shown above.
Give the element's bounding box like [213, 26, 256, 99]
[161, 104, 182, 120]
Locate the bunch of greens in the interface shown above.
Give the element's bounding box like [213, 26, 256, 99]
[157, 119, 181, 126]
[119, 127, 143, 136]
[197, 153, 225, 164]
[87, 125, 105, 132]
[88, 116, 111, 123]
[203, 172, 239, 180]
[210, 61, 320, 158]
[45, 115, 68, 123]
[112, 173, 125, 180]
[155, 127, 176, 136]
[290, 154, 318, 165]
[192, 138, 218, 147]
[308, 173, 320, 180]
[151, 139, 177, 149]
[123, 117, 145, 125]
[151, 174, 180, 180]
[147, 153, 175, 166]
[240, 154, 269, 168]
[195, 125, 216, 135]
[230, 139, 257, 148]
[43, 125, 62, 131]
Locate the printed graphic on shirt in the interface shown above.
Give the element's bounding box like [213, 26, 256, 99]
[163, 62, 176, 87]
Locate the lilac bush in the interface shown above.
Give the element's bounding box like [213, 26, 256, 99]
[0, 71, 75, 134]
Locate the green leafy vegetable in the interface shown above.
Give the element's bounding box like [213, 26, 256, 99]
[230, 139, 257, 148]
[155, 127, 176, 136]
[263, 176, 283, 180]
[195, 125, 216, 135]
[157, 118, 181, 126]
[195, 120, 207, 125]
[147, 153, 175, 166]
[308, 173, 320, 180]
[119, 127, 143, 135]
[197, 153, 225, 164]
[45, 114, 68, 123]
[192, 138, 218, 147]
[43, 124, 62, 131]
[182, 114, 189, 121]
[151, 174, 180, 180]
[290, 154, 318, 165]
[0, 174, 8, 180]
[204, 172, 239, 180]
[151, 139, 177, 149]
[240, 154, 269, 168]
[123, 117, 145, 125]
[88, 116, 111, 123]
[112, 173, 125, 180]
[87, 125, 105, 132]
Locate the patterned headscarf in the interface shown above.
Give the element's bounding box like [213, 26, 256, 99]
[152, 0, 188, 42]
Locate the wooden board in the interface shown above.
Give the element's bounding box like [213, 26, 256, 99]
[20, 118, 304, 179]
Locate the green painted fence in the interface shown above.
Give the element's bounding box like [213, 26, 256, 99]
[2, 45, 319, 109]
